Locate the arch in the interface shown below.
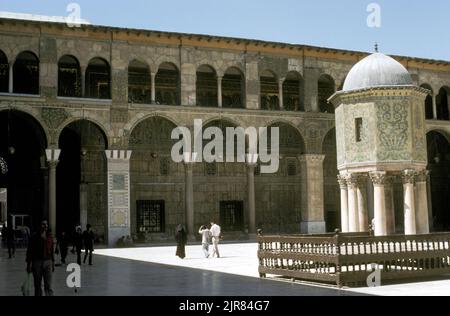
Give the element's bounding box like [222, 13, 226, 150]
[57, 117, 110, 149]
[0, 109, 48, 230]
[322, 128, 339, 232]
[318, 74, 335, 114]
[222, 66, 245, 109]
[283, 71, 304, 112]
[57, 120, 108, 237]
[58, 55, 81, 98]
[0, 50, 8, 93]
[427, 130, 450, 231]
[260, 69, 279, 111]
[155, 62, 180, 105]
[436, 87, 450, 121]
[128, 59, 152, 104]
[421, 84, 434, 120]
[196, 64, 218, 107]
[85, 57, 111, 99]
[13, 51, 39, 95]
[266, 121, 305, 156]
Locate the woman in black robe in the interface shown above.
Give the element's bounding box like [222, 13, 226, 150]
[175, 224, 187, 259]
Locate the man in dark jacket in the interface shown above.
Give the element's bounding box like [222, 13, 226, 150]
[26, 220, 55, 296]
[72, 226, 83, 265]
[83, 224, 95, 265]
[5, 223, 15, 259]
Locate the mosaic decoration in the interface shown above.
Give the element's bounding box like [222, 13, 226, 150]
[0, 157, 7, 175]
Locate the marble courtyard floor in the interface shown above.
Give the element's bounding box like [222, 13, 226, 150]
[1, 242, 449, 296]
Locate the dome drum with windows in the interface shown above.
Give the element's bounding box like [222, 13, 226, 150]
[328, 52, 429, 172]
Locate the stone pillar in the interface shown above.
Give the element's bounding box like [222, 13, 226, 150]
[217, 76, 223, 108]
[303, 68, 320, 112]
[299, 155, 326, 233]
[105, 150, 132, 247]
[0, 188, 7, 223]
[151, 72, 156, 104]
[403, 169, 417, 235]
[81, 65, 86, 97]
[432, 93, 438, 120]
[337, 175, 349, 233]
[370, 171, 387, 236]
[246, 162, 257, 237]
[346, 174, 359, 233]
[46, 149, 61, 236]
[356, 175, 369, 232]
[80, 183, 88, 230]
[184, 161, 195, 240]
[385, 176, 396, 234]
[415, 170, 430, 234]
[8, 62, 13, 93]
[278, 79, 284, 110]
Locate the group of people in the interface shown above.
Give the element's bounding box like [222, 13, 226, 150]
[175, 221, 221, 259]
[24, 221, 95, 296]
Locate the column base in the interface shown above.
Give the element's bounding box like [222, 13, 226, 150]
[108, 227, 131, 248]
[300, 221, 326, 234]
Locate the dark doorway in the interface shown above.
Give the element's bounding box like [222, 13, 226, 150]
[58, 120, 107, 237]
[0, 110, 47, 231]
[137, 200, 165, 233]
[427, 131, 450, 231]
[220, 201, 244, 232]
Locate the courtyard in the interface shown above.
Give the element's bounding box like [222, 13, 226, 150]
[1, 242, 449, 296]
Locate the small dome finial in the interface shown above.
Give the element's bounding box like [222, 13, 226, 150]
[374, 42, 379, 53]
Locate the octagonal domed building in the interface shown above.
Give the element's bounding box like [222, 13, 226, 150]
[329, 52, 430, 237]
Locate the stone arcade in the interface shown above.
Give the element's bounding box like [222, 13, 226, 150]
[0, 18, 449, 246]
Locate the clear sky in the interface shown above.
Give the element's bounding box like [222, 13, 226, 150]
[1, 0, 449, 61]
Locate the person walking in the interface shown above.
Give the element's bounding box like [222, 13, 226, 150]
[210, 221, 221, 258]
[83, 224, 95, 265]
[72, 226, 83, 265]
[198, 225, 211, 258]
[25, 220, 55, 296]
[175, 224, 187, 259]
[5, 223, 15, 259]
[56, 231, 69, 265]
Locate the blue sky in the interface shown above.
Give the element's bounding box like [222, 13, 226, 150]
[1, 0, 449, 61]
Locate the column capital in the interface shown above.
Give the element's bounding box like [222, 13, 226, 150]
[217, 75, 223, 81]
[105, 150, 132, 161]
[46, 148, 61, 163]
[337, 174, 348, 189]
[369, 171, 387, 186]
[298, 154, 325, 164]
[416, 170, 430, 183]
[402, 169, 416, 185]
[345, 173, 359, 189]
[355, 174, 368, 188]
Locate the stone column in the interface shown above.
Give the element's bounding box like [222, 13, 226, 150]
[184, 161, 195, 240]
[403, 169, 417, 235]
[0, 188, 7, 223]
[346, 174, 359, 233]
[337, 175, 349, 233]
[246, 162, 257, 237]
[299, 155, 326, 233]
[8, 62, 13, 93]
[151, 72, 156, 104]
[432, 93, 438, 120]
[46, 149, 61, 236]
[217, 75, 223, 108]
[80, 183, 88, 230]
[385, 176, 396, 235]
[81, 65, 86, 97]
[278, 79, 284, 110]
[356, 175, 369, 232]
[415, 170, 430, 234]
[105, 150, 132, 247]
[370, 171, 387, 236]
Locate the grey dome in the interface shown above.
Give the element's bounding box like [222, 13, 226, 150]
[343, 53, 413, 92]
